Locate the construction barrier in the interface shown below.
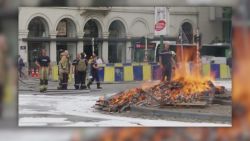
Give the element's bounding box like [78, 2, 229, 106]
[51, 63, 231, 82]
[30, 68, 40, 78]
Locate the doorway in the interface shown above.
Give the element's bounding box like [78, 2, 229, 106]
[27, 42, 49, 69]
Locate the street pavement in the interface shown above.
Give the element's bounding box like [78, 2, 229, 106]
[18, 79, 232, 127]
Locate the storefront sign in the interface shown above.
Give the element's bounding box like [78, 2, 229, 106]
[154, 7, 169, 36]
[135, 43, 156, 49]
[20, 46, 26, 50]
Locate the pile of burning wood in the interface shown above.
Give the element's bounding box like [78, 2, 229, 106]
[95, 77, 226, 112]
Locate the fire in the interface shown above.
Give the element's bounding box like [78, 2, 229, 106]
[172, 44, 215, 96]
[109, 88, 146, 105]
[95, 44, 224, 112]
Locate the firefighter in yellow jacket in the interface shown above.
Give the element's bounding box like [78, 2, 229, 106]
[58, 52, 70, 90]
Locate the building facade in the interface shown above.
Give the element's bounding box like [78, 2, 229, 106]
[19, 7, 226, 69]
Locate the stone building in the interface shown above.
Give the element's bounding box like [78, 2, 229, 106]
[18, 7, 229, 69]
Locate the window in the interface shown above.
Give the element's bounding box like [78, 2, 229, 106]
[181, 22, 193, 44]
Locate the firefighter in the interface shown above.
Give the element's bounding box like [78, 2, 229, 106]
[79, 52, 87, 89]
[72, 53, 87, 89]
[87, 54, 102, 89]
[72, 53, 80, 89]
[57, 52, 64, 90]
[86, 56, 93, 86]
[159, 43, 175, 82]
[58, 52, 70, 90]
[35, 49, 51, 92]
[65, 50, 71, 88]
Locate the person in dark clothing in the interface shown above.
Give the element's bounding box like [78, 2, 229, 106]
[87, 54, 102, 89]
[227, 57, 233, 76]
[79, 53, 87, 89]
[35, 49, 51, 92]
[159, 43, 175, 82]
[17, 55, 25, 78]
[72, 54, 80, 89]
[72, 53, 87, 89]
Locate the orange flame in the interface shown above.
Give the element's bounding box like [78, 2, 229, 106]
[173, 45, 214, 95]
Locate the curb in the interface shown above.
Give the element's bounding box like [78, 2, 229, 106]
[130, 106, 231, 123]
[19, 89, 91, 95]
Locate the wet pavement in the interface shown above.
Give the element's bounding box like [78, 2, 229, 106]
[18, 79, 232, 127]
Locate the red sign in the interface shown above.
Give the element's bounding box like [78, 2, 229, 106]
[155, 20, 166, 31]
[135, 43, 156, 49]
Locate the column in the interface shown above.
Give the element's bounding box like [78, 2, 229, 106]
[18, 30, 28, 75]
[102, 32, 109, 63]
[50, 33, 57, 65]
[126, 41, 132, 63]
[18, 30, 28, 63]
[77, 32, 84, 54]
[77, 41, 84, 54]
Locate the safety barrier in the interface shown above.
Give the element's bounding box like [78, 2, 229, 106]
[51, 63, 231, 82]
[29, 68, 40, 78]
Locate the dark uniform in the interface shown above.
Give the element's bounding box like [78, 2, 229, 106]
[227, 57, 232, 76]
[87, 59, 101, 89]
[37, 56, 50, 92]
[160, 50, 173, 81]
[72, 58, 87, 89]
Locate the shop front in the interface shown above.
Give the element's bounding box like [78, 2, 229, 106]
[133, 42, 156, 63]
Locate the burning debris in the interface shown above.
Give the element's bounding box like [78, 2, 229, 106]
[95, 77, 227, 113]
[95, 41, 229, 113]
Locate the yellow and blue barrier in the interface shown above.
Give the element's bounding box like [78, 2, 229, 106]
[51, 63, 231, 82]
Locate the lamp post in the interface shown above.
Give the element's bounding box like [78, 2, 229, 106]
[92, 37, 94, 55]
[144, 35, 148, 62]
[144, 33, 154, 62]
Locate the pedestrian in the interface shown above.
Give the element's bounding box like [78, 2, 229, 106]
[65, 50, 71, 87]
[35, 49, 51, 93]
[17, 55, 25, 78]
[87, 54, 102, 89]
[159, 43, 175, 82]
[72, 53, 87, 89]
[96, 56, 103, 64]
[58, 52, 70, 90]
[226, 56, 232, 77]
[86, 56, 93, 85]
[57, 52, 64, 90]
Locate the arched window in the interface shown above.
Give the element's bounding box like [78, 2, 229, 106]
[28, 17, 49, 37]
[83, 19, 103, 58]
[56, 18, 77, 37]
[84, 19, 100, 38]
[56, 18, 77, 63]
[181, 22, 193, 44]
[109, 20, 126, 38]
[108, 20, 126, 63]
